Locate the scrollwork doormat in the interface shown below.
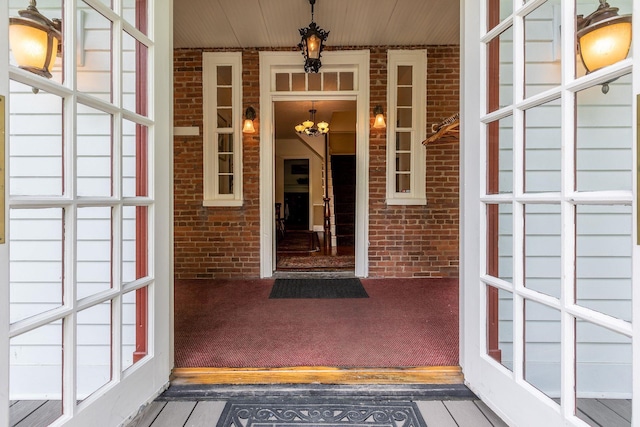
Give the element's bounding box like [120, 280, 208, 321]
[216, 400, 426, 427]
[269, 278, 368, 299]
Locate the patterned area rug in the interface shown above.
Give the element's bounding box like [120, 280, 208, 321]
[277, 231, 320, 253]
[277, 254, 355, 269]
[216, 400, 426, 427]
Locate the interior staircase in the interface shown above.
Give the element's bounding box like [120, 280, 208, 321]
[330, 155, 356, 247]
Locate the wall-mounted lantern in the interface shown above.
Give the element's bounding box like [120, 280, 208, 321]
[10, 0, 62, 79]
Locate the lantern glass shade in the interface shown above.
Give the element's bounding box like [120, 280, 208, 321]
[303, 119, 314, 128]
[373, 113, 386, 129]
[242, 119, 255, 134]
[578, 20, 632, 72]
[306, 34, 321, 59]
[10, 16, 61, 78]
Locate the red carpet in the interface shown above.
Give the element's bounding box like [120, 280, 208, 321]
[174, 278, 459, 368]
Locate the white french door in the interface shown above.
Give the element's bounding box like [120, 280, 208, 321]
[462, 0, 639, 425]
[1, 0, 173, 425]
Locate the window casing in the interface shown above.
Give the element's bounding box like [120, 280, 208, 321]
[203, 52, 243, 206]
[386, 50, 427, 205]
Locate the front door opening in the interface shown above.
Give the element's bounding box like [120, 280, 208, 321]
[274, 100, 356, 273]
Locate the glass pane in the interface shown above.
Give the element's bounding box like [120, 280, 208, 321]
[218, 134, 233, 153]
[218, 154, 233, 174]
[123, 206, 137, 284]
[77, 207, 112, 300]
[524, 300, 561, 403]
[77, 2, 113, 102]
[397, 87, 412, 107]
[525, 99, 561, 193]
[487, 285, 513, 371]
[487, 203, 513, 283]
[10, 208, 63, 324]
[525, 204, 561, 299]
[323, 72, 338, 91]
[576, 205, 632, 322]
[217, 87, 232, 107]
[308, 73, 322, 91]
[123, 0, 147, 35]
[397, 66, 412, 85]
[77, 302, 112, 401]
[396, 132, 411, 151]
[9, 80, 63, 196]
[122, 120, 148, 198]
[487, 0, 513, 30]
[397, 108, 412, 128]
[219, 175, 233, 195]
[292, 73, 306, 91]
[77, 104, 113, 197]
[396, 173, 410, 193]
[217, 65, 231, 86]
[576, 74, 632, 192]
[487, 27, 514, 113]
[487, 115, 513, 194]
[524, 0, 561, 98]
[9, 1, 64, 85]
[122, 31, 148, 115]
[576, 320, 632, 426]
[396, 153, 411, 172]
[339, 72, 354, 90]
[217, 108, 232, 128]
[122, 287, 148, 371]
[275, 73, 290, 91]
[10, 321, 63, 425]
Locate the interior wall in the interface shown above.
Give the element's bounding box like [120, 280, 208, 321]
[173, 46, 460, 279]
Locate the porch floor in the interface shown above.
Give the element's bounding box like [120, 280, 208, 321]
[125, 384, 509, 427]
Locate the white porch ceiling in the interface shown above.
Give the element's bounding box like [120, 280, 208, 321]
[173, 0, 460, 49]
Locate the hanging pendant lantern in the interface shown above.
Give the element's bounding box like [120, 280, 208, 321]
[298, 0, 329, 73]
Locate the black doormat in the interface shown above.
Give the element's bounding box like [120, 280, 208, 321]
[269, 278, 368, 299]
[216, 400, 426, 426]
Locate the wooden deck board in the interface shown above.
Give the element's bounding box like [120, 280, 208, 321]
[443, 400, 494, 427]
[598, 399, 632, 423]
[10, 400, 47, 426]
[150, 402, 197, 427]
[415, 400, 458, 427]
[14, 400, 61, 427]
[127, 401, 167, 427]
[184, 401, 226, 427]
[474, 400, 509, 427]
[577, 398, 630, 427]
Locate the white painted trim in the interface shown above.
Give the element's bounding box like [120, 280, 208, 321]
[174, 126, 200, 136]
[259, 50, 370, 278]
[632, 2, 640, 423]
[0, 2, 10, 425]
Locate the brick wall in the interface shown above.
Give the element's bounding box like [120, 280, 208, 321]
[173, 46, 459, 279]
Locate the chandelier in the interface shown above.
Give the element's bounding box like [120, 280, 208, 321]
[295, 108, 329, 137]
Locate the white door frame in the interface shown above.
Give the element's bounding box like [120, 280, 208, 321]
[461, 0, 639, 425]
[0, 0, 174, 425]
[259, 51, 370, 278]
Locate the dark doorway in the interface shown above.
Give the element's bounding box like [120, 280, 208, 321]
[283, 159, 310, 230]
